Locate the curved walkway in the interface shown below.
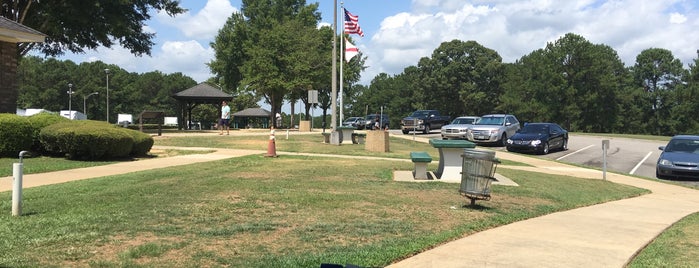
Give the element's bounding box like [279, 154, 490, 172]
[1, 131, 698, 267]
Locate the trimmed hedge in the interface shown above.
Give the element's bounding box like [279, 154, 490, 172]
[127, 128, 155, 156]
[26, 112, 70, 153]
[0, 114, 33, 157]
[0, 113, 154, 160]
[39, 120, 154, 160]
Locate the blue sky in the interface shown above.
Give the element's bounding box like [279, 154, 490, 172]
[60, 0, 699, 110]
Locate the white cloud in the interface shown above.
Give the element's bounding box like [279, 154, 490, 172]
[157, 0, 237, 40]
[153, 41, 213, 81]
[362, 0, 699, 84]
[669, 12, 687, 24]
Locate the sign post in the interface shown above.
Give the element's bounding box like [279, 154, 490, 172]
[309, 90, 318, 130]
[602, 140, 609, 180]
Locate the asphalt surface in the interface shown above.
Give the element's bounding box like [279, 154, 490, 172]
[394, 129, 699, 187]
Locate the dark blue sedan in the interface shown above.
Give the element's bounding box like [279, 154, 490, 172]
[656, 135, 699, 180]
[505, 123, 568, 155]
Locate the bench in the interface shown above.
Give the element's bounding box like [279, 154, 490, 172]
[410, 151, 432, 180]
[351, 132, 366, 144]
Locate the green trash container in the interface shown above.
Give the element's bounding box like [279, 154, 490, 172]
[460, 149, 500, 206]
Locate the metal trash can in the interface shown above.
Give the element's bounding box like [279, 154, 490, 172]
[460, 149, 500, 206]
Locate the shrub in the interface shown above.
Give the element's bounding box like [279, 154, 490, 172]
[0, 114, 33, 157]
[26, 112, 69, 153]
[39, 121, 143, 160]
[126, 129, 154, 156]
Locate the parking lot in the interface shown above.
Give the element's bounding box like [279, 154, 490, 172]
[391, 129, 699, 187]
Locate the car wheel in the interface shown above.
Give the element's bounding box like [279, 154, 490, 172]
[402, 129, 409, 134]
[562, 138, 568, 151]
[500, 133, 508, 147]
[423, 124, 430, 134]
[506, 146, 514, 152]
[541, 142, 550, 155]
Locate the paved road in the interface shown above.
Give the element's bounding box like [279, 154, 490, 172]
[389, 129, 699, 187]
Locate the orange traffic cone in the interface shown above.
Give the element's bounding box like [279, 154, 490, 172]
[265, 127, 278, 157]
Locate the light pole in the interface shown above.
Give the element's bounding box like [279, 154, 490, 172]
[67, 83, 74, 119]
[105, 68, 110, 123]
[83, 92, 99, 119]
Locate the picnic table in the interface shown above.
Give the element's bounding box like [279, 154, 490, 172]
[428, 139, 476, 182]
[337, 126, 356, 144]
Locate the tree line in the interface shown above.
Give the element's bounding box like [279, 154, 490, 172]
[349, 34, 699, 136]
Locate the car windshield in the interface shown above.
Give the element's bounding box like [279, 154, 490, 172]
[519, 124, 549, 134]
[409, 111, 429, 117]
[475, 116, 504, 125]
[665, 138, 699, 154]
[343, 117, 359, 123]
[451, 118, 476, 124]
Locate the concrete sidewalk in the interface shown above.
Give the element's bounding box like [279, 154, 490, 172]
[1, 133, 698, 267]
[0, 147, 265, 192]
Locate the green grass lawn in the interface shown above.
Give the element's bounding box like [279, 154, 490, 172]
[0, 132, 694, 267]
[628, 212, 699, 268]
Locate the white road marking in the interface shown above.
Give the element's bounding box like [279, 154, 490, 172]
[630, 151, 653, 175]
[556, 144, 594, 161]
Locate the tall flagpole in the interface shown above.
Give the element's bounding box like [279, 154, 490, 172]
[330, 0, 338, 130]
[339, 5, 345, 125]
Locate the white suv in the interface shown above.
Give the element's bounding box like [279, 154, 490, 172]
[467, 114, 520, 146]
[441, 116, 480, 140]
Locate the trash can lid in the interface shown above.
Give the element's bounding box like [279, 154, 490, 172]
[462, 149, 496, 160]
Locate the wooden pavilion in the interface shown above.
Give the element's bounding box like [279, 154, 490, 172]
[232, 107, 271, 129]
[172, 82, 233, 130]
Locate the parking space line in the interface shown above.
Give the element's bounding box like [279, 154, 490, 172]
[629, 151, 653, 175]
[556, 144, 594, 161]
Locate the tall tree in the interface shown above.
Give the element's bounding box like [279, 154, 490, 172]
[500, 33, 625, 132]
[208, 0, 323, 128]
[416, 40, 504, 118]
[631, 48, 685, 135]
[663, 52, 698, 135]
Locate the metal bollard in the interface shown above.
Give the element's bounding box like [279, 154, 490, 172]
[13, 151, 29, 216]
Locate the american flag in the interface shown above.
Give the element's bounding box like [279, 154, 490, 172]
[344, 9, 364, 37]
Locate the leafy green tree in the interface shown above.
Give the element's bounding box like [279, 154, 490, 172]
[613, 70, 647, 134]
[500, 33, 625, 132]
[416, 40, 504, 118]
[631, 48, 685, 135]
[209, 0, 324, 128]
[667, 53, 699, 134]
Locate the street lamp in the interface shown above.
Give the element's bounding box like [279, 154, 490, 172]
[67, 83, 74, 119]
[83, 92, 99, 119]
[105, 68, 110, 123]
